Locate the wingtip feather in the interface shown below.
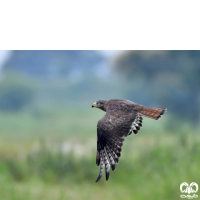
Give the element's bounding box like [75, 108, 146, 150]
[106, 171, 110, 181]
[96, 158, 100, 166]
[111, 164, 116, 171]
[95, 174, 102, 183]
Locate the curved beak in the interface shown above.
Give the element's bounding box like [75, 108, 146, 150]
[92, 102, 98, 108]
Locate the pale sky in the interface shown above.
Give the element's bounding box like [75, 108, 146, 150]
[0, 50, 11, 72]
[97, 50, 124, 58]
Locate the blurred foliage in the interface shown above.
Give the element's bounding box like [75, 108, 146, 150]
[0, 50, 200, 199]
[113, 50, 200, 124]
[1, 50, 121, 111]
[3, 50, 103, 78]
[0, 74, 36, 111]
[0, 109, 200, 200]
[2, 50, 200, 126]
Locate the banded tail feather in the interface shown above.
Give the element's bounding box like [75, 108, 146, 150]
[136, 106, 167, 120]
[96, 128, 124, 182]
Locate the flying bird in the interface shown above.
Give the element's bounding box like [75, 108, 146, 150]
[92, 99, 167, 182]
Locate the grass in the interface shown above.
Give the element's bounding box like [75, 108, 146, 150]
[0, 108, 200, 200]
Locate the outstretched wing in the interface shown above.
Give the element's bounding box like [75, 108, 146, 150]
[96, 127, 124, 182]
[95, 109, 143, 182]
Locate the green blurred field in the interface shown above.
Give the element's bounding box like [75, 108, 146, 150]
[0, 108, 200, 200]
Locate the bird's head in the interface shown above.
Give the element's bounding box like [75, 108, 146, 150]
[92, 100, 107, 111]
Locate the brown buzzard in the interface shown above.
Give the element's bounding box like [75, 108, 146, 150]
[92, 99, 167, 182]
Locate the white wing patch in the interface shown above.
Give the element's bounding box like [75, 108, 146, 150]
[128, 114, 143, 135]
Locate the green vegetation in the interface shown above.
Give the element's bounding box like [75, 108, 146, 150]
[0, 109, 200, 200]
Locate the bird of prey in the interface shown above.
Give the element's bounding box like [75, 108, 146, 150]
[92, 99, 167, 182]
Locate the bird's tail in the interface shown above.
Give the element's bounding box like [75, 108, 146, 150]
[137, 106, 167, 120]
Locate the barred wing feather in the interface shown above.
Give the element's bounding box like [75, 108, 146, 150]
[96, 128, 124, 182]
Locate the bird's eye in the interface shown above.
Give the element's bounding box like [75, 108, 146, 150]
[97, 102, 100, 106]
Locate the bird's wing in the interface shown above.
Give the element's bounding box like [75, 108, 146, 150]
[95, 110, 143, 182]
[96, 127, 124, 182]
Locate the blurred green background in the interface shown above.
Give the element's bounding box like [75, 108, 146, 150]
[0, 50, 200, 200]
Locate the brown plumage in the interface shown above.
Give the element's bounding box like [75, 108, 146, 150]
[92, 99, 167, 182]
